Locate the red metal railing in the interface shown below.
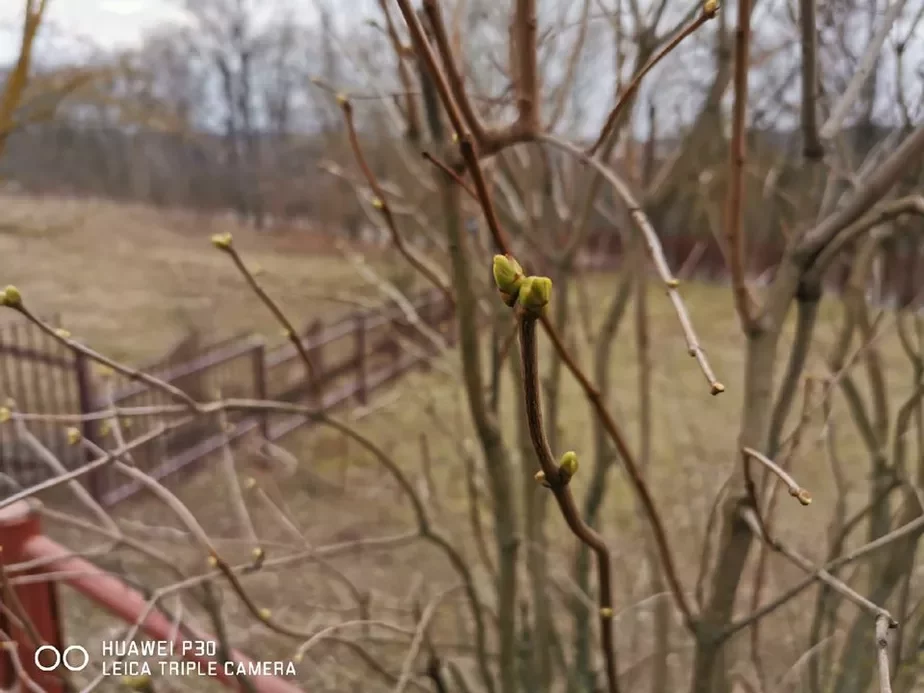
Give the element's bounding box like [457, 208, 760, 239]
[0, 500, 304, 693]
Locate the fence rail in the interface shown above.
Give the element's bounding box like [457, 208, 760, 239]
[0, 288, 455, 506]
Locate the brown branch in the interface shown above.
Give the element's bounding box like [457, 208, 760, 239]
[739, 507, 897, 626]
[537, 134, 725, 395]
[798, 0, 823, 158]
[795, 124, 924, 259]
[2, 292, 197, 409]
[514, 0, 540, 130]
[587, 5, 717, 157]
[422, 151, 477, 199]
[209, 237, 318, 381]
[517, 312, 620, 693]
[807, 196, 924, 283]
[375, 0, 422, 141]
[741, 447, 812, 506]
[339, 98, 455, 306]
[0, 0, 48, 156]
[546, 0, 592, 131]
[420, 0, 486, 141]
[724, 0, 759, 329]
[876, 615, 895, 693]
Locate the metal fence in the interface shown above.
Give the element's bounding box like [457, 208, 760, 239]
[0, 289, 454, 506]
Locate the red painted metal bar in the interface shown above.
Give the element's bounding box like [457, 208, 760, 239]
[0, 500, 66, 692]
[0, 501, 304, 693]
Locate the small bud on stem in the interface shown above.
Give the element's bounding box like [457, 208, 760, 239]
[211, 232, 233, 250]
[518, 276, 553, 315]
[1, 286, 22, 308]
[559, 451, 579, 482]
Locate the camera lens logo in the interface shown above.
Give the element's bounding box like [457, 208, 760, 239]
[34, 645, 90, 673]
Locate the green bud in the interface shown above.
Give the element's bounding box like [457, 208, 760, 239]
[492, 254, 524, 295]
[211, 232, 233, 250]
[559, 451, 579, 481]
[1, 285, 22, 308]
[518, 276, 552, 314]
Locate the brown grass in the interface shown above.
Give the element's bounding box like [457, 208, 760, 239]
[0, 192, 417, 363]
[36, 277, 910, 691]
[8, 198, 911, 690]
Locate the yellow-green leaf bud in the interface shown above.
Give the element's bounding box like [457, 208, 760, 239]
[492, 254, 524, 295]
[1, 286, 22, 308]
[518, 275, 552, 315]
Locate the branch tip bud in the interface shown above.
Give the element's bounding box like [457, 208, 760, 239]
[492, 254, 524, 296]
[792, 488, 812, 505]
[704, 0, 720, 15]
[1, 286, 22, 308]
[211, 232, 233, 250]
[518, 276, 552, 315]
[710, 382, 725, 395]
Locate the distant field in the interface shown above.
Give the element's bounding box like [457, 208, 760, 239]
[38, 264, 915, 691]
[0, 193, 418, 363]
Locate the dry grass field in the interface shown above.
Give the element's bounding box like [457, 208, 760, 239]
[14, 191, 912, 691]
[0, 192, 417, 363]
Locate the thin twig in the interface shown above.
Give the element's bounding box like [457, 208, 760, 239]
[587, 5, 717, 156]
[211, 237, 318, 380]
[742, 447, 812, 505]
[876, 615, 895, 693]
[517, 311, 620, 693]
[339, 97, 455, 305]
[538, 133, 725, 395]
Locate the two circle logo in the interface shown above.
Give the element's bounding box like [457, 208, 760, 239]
[34, 645, 90, 672]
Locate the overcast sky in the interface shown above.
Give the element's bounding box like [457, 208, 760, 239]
[0, 0, 920, 139]
[0, 1, 192, 61]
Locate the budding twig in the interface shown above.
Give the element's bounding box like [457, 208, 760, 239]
[742, 447, 812, 506]
[740, 507, 896, 626]
[339, 97, 455, 306]
[536, 134, 724, 395]
[209, 234, 318, 382]
[587, 2, 718, 157]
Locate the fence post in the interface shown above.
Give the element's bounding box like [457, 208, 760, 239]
[0, 500, 66, 693]
[73, 353, 103, 501]
[252, 341, 268, 440]
[354, 312, 368, 405]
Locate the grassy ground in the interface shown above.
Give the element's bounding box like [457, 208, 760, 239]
[6, 194, 914, 691]
[36, 268, 916, 692]
[0, 192, 419, 363]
